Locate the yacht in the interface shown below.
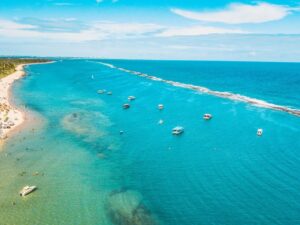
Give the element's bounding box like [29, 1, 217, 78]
[257, 128, 263, 136]
[97, 89, 106, 94]
[19, 185, 37, 197]
[158, 119, 164, 124]
[158, 104, 164, 110]
[172, 126, 184, 135]
[203, 113, 212, 120]
[128, 96, 136, 101]
[123, 103, 130, 109]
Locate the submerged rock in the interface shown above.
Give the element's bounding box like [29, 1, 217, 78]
[61, 110, 111, 139]
[107, 189, 156, 225]
[97, 152, 106, 159]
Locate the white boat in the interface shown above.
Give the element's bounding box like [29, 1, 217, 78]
[123, 103, 130, 109]
[158, 119, 164, 125]
[97, 89, 106, 94]
[107, 91, 112, 95]
[158, 104, 164, 110]
[257, 128, 263, 136]
[19, 185, 37, 197]
[172, 126, 184, 135]
[203, 113, 212, 120]
[128, 96, 136, 101]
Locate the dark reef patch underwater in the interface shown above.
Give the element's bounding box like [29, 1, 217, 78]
[107, 189, 157, 225]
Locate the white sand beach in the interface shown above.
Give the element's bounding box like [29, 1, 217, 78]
[0, 64, 26, 141]
[0, 62, 53, 143]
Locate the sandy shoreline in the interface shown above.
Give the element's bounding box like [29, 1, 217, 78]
[0, 62, 52, 144]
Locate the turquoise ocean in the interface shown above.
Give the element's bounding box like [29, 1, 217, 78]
[0, 59, 300, 225]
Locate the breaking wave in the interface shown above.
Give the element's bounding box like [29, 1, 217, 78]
[99, 62, 300, 117]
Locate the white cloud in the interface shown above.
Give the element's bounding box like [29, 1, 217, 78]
[0, 19, 36, 30]
[249, 51, 257, 56]
[96, 0, 118, 3]
[171, 2, 298, 24]
[64, 18, 77, 22]
[166, 44, 235, 51]
[0, 18, 249, 42]
[158, 25, 247, 37]
[54, 2, 74, 6]
[0, 19, 163, 42]
[91, 21, 163, 37]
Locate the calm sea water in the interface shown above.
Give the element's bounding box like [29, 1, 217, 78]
[0, 59, 300, 225]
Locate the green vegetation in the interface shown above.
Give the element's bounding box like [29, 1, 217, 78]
[0, 58, 51, 79]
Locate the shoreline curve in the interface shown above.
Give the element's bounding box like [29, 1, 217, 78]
[0, 61, 54, 144]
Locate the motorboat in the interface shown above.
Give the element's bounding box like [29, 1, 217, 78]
[107, 91, 112, 95]
[158, 104, 164, 110]
[123, 103, 130, 109]
[158, 119, 164, 125]
[172, 126, 184, 135]
[19, 185, 37, 197]
[257, 128, 263, 136]
[203, 113, 212, 120]
[128, 96, 136, 101]
[97, 89, 106, 94]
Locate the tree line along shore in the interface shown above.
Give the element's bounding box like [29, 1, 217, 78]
[0, 58, 50, 79]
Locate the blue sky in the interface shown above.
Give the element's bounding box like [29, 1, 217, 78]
[0, 0, 300, 61]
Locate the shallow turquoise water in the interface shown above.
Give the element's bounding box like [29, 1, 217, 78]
[0, 59, 300, 225]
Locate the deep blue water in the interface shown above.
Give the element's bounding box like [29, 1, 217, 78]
[101, 60, 300, 109]
[1, 59, 300, 225]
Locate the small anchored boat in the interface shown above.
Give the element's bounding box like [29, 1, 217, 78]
[257, 128, 263, 136]
[107, 91, 112, 95]
[172, 126, 184, 135]
[97, 89, 106, 94]
[158, 119, 164, 125]
[158, 104, 164, 110]
[128, 96, 136, 101]
[123, 103, 130, 109]
[19, 185, 37, 197]
[203, 113, 212, 120]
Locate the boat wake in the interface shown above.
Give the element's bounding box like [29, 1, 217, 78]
[99, 62, 300, 117]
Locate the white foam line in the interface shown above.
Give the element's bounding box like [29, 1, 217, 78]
[99, 62, 300, 117]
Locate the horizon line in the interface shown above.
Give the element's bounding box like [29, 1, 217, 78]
[1, 54, 300, 64]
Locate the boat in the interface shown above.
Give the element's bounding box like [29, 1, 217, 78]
[91, 75, 94, 79]
[128, 96, 136, 101]
[158, 104, 164, 110]
[97, 89, 106, 94]
[19, 185, 37, 197]
[172, 126, 184, 135]
[257, 128, 263, 136]
[123, 103, 130, 109]
[158, 119, 164, 124]
[107, 91, 112, 95]
[203, 113, 212, 120]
